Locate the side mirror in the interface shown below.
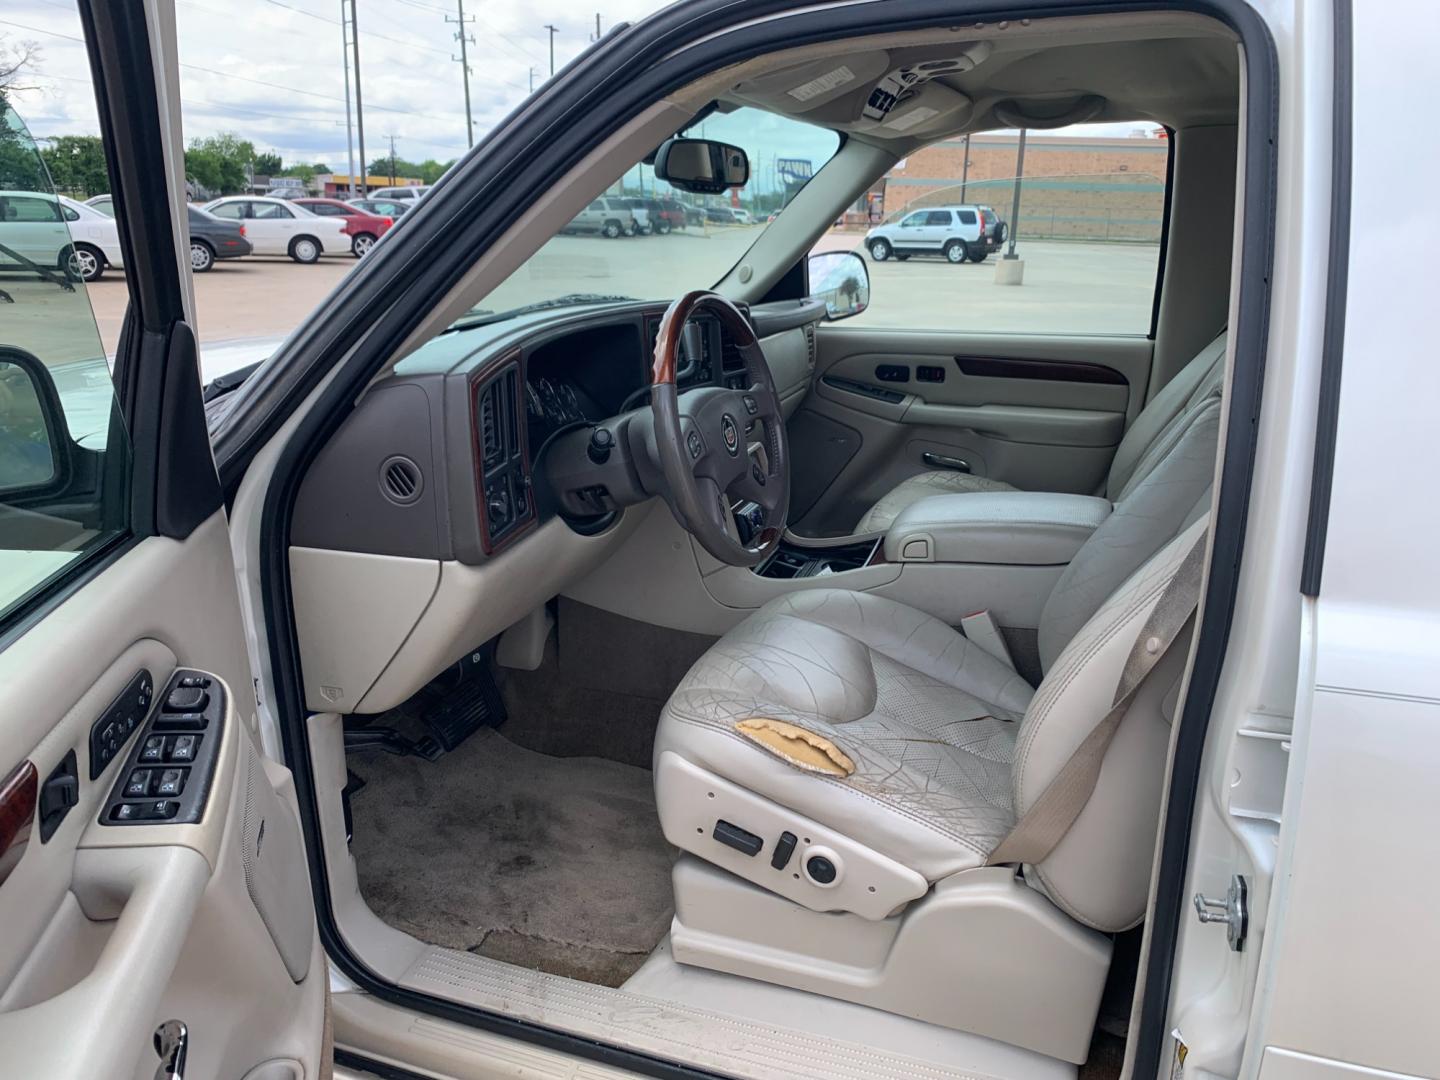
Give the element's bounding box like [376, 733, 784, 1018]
[0, 346, 75, 497]
[653, 138, 749, 195]
[808, 251, 870, 321]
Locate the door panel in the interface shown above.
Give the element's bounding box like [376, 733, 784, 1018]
[0, 3, 325, 1078]
[790, 327, 1154, 535]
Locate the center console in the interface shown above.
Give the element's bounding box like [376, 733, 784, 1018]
[754, 536, 882, 579]
[881, 491, 1112, 566]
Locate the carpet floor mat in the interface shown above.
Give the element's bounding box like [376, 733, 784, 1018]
[349, 729, 675, 987]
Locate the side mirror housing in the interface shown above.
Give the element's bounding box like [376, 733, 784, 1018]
[653, 138, 749, 194]
[0, 346, 77, 498]
[808, 251, 870, 321]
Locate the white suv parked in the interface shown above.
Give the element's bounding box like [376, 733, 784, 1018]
[864, 204, 1006, 264]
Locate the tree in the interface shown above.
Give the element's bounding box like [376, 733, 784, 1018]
[184, 132, 255, 195]
[253, 151, 282, 175]
[0, 35, 49, 193]
[40, 135, 109, 197]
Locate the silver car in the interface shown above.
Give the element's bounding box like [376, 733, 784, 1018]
[562, 197, 638, 238]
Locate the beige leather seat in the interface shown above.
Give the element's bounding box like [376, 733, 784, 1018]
[854, 331, 1228, 534]
[656, 379, 1221, 933]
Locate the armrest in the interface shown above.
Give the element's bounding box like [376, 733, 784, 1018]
[883, 492, 1112, 565]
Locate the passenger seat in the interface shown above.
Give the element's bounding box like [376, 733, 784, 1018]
[854, 331, 1228, 533]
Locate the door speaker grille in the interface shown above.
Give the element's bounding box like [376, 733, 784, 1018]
[380, 455, 423, 505]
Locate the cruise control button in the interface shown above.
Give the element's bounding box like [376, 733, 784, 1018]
[742, 394, 759, 415]
[687, 430, 704, 460]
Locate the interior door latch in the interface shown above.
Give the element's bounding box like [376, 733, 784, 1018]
[1193, 874, 1248, 952]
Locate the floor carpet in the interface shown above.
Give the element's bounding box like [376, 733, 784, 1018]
[348, 728, 676, 987]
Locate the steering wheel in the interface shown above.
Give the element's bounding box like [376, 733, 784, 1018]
[651, 291, 789, 567]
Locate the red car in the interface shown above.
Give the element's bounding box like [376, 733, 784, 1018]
[292, 197, 394, 257]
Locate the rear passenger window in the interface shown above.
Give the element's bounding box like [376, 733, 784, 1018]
[924, 210, 952, 226]
[836, 125, 1171, 334]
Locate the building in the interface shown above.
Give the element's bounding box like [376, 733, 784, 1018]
[316, 173, 426, 198]
[847, 131, 1170, 242]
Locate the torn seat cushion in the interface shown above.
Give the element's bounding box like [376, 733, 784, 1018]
[654, 589, 1035, 881]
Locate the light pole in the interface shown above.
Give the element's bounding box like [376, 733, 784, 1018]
[997, 129, 1027, 285]
[340, 0, 356, 196]
[1006, 129, 1027, 257]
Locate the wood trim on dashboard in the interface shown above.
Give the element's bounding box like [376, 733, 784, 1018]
[0, 760, 38, 887]
[954, 354, 1129, 386]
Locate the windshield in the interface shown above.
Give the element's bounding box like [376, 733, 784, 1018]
[458, 106, 841, 327]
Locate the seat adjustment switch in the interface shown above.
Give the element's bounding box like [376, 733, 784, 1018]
[713, 819, 763, 857]
[771, 830, 797, 870]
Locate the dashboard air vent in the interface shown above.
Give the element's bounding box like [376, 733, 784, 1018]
[478, 370, 518, 468]
[379, 455, 423, 505]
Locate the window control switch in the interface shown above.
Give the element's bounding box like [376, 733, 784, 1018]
[158, 712, 207, 731]
[168, 735, 198, 763]
[154, 769, 185, 798]
[713, 819, 763, 857]
[139, 736, 166, 763]
[124, 769, 152, 798]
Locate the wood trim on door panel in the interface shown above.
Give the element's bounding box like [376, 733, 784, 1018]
[954, 355, 1128, 385]
[0, 760, 37, 886]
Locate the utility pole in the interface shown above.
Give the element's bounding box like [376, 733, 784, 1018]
[340, 0, 356, 196]
[528, 66, 536, 93]
[591, 13, 602, 41]
[386, 134, 398, 185]
[544, 24, 557, 77]
[346, 0, 366, 196]
[447, 0, 476, 148]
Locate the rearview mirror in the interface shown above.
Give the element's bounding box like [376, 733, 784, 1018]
[808, 251, 870, 321]
[0, 346, 74, 496]
[653, 138, 749, 194]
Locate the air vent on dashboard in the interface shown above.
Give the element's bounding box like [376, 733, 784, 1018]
[379, 455, 424, 505]
[473, 361, 533, 552]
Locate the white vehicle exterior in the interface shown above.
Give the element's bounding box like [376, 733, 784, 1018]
[729, 206, 753, 224]
[0, 191, 123, 281]
[369, 185, 430, 202]
[200, 196, 347, 262]
[864, 204, 1003, 263]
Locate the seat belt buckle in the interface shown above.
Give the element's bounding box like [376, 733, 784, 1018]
[960, 610, 1015, 671]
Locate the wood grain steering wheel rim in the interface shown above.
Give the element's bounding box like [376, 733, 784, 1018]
[651, 291, 789, 567]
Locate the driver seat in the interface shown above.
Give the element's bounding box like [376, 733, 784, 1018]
[651, 392, 1219, 1059]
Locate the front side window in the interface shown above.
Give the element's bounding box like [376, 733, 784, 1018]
[252, 202, 294, 219]
[208, 201, 244, 220]
[846, 126, 1170, 334]
[0, 96, 131, 622]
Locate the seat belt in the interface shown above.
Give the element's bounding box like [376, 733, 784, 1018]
[986, 530, 1208, 868]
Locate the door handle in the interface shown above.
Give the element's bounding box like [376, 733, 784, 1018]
[922, 452, 970, 473]
[153, 1020, 188, 1080]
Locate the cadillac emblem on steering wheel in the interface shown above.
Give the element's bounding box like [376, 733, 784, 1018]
[721, 414, 740, 455]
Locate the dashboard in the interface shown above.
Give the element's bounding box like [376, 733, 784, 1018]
[291, 300, 774, 563]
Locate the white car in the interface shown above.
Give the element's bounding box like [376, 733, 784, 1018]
[729, 207, 754, 224]
[0, 191, 123, 282]
[369, 184, 431, 202]
[200, 195, 347, 263]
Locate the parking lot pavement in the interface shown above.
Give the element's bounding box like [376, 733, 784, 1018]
[6, 228, 1159, 373]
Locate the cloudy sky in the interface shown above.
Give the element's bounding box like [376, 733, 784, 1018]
[2, 1, 1153, 173]
[2, 0, 673, 168]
